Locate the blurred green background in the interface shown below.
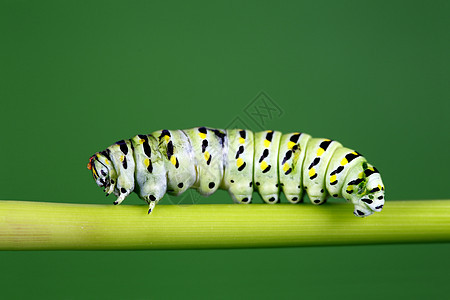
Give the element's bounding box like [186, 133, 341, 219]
[1, 0, 449, 299]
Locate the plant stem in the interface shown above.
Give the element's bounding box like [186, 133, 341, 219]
[0, 200, 449, 250]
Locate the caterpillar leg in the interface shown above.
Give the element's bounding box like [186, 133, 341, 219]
[254, 130, 282, 203]
[148, 200, 156, 214]
[223, 129, 254, 204]
[278, 132, 311, 204]
[303, 138, 342, 205]
[113, 195, 126, 205]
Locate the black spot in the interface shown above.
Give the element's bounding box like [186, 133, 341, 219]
[206, 155, 212, 165]
[375, 205, 384, 210]
[241, 197, 249, 203]
[212, 129, 226, 146]
[308, 157, 320, 169]
[269, 197, 276, 202]
[249, 182, 253, 187]
[175, 157, 180, 168]
[348, 178, 364, 186]
[346, 189, 354, 194]
[143, 140, 151, 157]
[209, 182, 215, 189]
[319, 140, 332, 151]
[361, 198, 373, 204]
[304, 186, 307, 190]
[138, 134, 147, 139]
[275, 184, 279, 187]
[230, 180, 234, 183]
[122, 157, 127, 169]
[280, 183, 284, 186]
[330, 181, 338, 185]
[101, 170, 107, 176]
[262, 165, 271, 173]
[292, 145, 299, 151]
[149, 195, 156, 201]
[167, 141, 174, 157]
[198, 127, 207, 134]
[290, 133, 301, 143]
[313, 199, 321, 204]
[292, 197, 298, 201]
[161, 129, 171, 138]
[310, 173, 317, 180]
[178, 182, 184, 188]
[239, 130, 246, 139]
[259, 149, 269, 163]
[238, 162, 246, 171]
[320, 189, 324, 193]
[356, 210, 365, 216]
[369, 187, 381, 193]
[298, 185, 301, 188]
[147, 160, 153, 173]
[333, 194, 338, 197]
[282, 150, 292, 164]
[256, 182, 260, 186]
[331, 166, 344, 175]
[364, 168, 379, 177]
[266, 131, 274, 142]
[378, 196, 384, 200]
[235, 145, 244, 159]
[120, 188, 126, 194]
[202, 139, 208, 153]
[345, 152, 360, 163]
[116, 140, 128, 155]
[285, 168, 292, 175]
[111, 180, 115, 184]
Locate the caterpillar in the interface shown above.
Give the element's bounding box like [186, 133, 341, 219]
[87, 127, 385, 217]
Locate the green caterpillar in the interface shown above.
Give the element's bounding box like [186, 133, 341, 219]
[87, 127, 385, 217]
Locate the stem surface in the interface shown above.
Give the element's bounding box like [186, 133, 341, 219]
[0, 200, 449, 250]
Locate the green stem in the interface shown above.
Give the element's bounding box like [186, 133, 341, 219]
[0, 200, 449, 250]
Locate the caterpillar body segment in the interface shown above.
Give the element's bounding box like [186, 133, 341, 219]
[87, 127, 385, 217]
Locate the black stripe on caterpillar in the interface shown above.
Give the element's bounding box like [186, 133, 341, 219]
[87, 127, 385, 217]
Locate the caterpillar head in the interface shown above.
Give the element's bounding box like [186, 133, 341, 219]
[343, 162, 385, 217]
[87, 151, 117, 196]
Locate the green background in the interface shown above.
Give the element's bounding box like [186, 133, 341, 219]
[1, 0, 449, 299]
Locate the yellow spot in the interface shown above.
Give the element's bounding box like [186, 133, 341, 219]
[92, 167, 98, 177]
[351, 151, 358, 155]
[140, 139, 145, 144]
[346, 187, 353, 193]
[330, 174, 337, 183]
[309, 168, 316, 178]
[105, 159, 109, 165]
[378, 184, 382, 190]
[260, 161, 268, 171]
[236, 158, 244, 168]
[358, 172, 364, 179]
[96, 153, 101, 158]
[204, 151, 210, 162]
[283, 163, 290, 172]
[170, 156, 177, 166]
[120, 155, 124, 162]
[198, 132, 207, 139]
[340, 157, 348, 165]
[317, 148, 325, 156]
[287, 141, 296, 150]
[264, 140, 270, 147]
[164, 135, 170, 142]
[239, 137, 245, 144]
[144, 158, 150, 167]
